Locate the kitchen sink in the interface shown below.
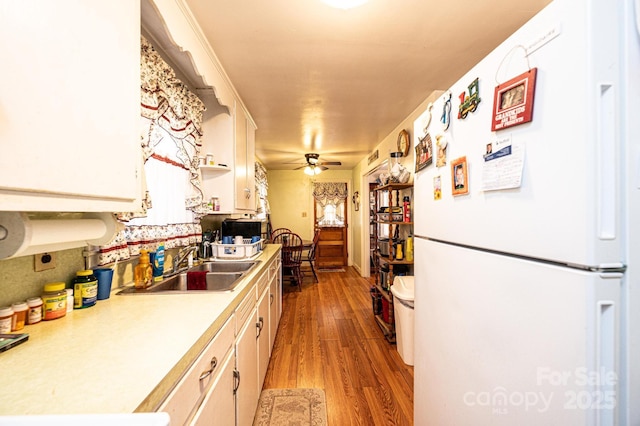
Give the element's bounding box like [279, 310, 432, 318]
[188, 260, 259, 273]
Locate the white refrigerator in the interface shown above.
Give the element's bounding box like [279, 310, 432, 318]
[411, 0, 639, 424]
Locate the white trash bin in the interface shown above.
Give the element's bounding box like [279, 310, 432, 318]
[390, 275, 415, 366]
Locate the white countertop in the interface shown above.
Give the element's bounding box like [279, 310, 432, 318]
[0, 245, 280, 415]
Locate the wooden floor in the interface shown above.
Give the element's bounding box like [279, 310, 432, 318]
[262, 267, 414, 425]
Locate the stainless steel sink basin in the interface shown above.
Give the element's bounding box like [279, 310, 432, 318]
[188, 261, 259, 273]
[118, 272, 244, 295]
[117, 260, 260, 295]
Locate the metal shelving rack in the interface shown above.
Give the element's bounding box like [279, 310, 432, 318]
[371, 182, 413, 343]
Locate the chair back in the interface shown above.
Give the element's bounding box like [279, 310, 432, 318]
[270, 227, 292, 243]
[273, 232, 303, 266]
[308, 228, 321, 260]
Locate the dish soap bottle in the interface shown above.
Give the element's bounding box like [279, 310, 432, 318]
[134, 250, 153, 289]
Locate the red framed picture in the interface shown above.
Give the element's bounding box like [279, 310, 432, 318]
[491, 68, 537, 131]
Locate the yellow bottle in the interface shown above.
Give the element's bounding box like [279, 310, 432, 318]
[405, 236, 414, 262]
[134, 250, 153, 289]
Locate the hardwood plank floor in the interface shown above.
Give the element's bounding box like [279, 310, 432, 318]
[263, 267, 414, 425]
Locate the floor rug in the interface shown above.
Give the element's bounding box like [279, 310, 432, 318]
[317, 268, 345, 272]
[253, 388, 327, 426]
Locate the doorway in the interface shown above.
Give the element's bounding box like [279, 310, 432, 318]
[312, 181, 348, 268]
[360, 162, 388, 278]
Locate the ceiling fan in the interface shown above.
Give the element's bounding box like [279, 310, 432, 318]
[295, 153, 342, 175]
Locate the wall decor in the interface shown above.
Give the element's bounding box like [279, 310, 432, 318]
[433, 176, 442, 200]
[440, 91, 452, 131]
[451, 156, 469, 196]
[397, 129, 410, 157]
[457, 77, 481, 119]
[415, 133, 433, 172]
[491, 68, 538, 131]
[435, 134, 448, 167]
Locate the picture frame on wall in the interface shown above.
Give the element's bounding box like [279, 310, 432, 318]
[451, 156, 468, 196]
[491, 68, 537, 131]
[415, 133, 433, 172]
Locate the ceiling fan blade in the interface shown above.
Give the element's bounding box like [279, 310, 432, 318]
[318, 165, 329, 171]
[318, 161, 341, 166]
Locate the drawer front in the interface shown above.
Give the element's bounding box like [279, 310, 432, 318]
[235, 285, 257, 335]
[257, 269, 269, 296]
[158, 315, 235, 425]
[268, 255, 280, 282]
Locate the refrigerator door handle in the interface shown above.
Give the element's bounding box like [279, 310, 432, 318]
[636, 0, 640, 38]
[596, 83, 617, 240]
[596, 300, 616, 426]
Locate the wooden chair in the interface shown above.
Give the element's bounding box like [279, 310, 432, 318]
[269, 227, 291, 243]
[302, 229, 320, 283]
[273, 231, 303, 291]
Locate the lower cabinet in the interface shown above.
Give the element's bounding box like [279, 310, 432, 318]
[257, 284, 270, 392]
[157, 316, 235, 425]
[190, 348, 236, 426]
[157, 253, 282, 426]
[235, 288, 259, 426]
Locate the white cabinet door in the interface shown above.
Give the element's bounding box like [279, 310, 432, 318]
[257, 285, 270, 392]
[234, 102, 255, 212]
[268, 274, 279, 352]
[0, 1, 140, 212]
[235, 301, 259, 426]
[189, 348, 235, 426]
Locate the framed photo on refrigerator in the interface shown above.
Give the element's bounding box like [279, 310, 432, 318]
[451, 156, 468, 196]
[491, 68, 537, 131]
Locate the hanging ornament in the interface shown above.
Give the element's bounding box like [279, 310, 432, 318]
[457, 77, 481, 119]
[435, 134, 448, 168]
[440, 91, 452, 131]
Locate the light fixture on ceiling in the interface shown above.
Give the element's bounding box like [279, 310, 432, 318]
[321, 0, 368, 10]
[304, 165, 322, 176]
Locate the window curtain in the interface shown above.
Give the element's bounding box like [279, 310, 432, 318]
[98, 36, 207, 265]
[255, 162, 270, 219]
[312, 182, 348, 206]
[313, 182, 347, 226]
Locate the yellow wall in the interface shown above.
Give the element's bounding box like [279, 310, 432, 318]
[267, 170, 353, 263]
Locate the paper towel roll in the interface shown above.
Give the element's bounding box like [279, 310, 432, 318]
[0, 212, 119, 259]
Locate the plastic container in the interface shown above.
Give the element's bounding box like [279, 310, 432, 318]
[73, 270, 98, 309]
[11, 302, 27, 331]
[26, 297, 43, 325]
[391, 276, 415, 366]
[42, 282, 67, 320]
[0, 306, 13, 333]
[134, 250, 153, 289]
[66, 288, 74, 313]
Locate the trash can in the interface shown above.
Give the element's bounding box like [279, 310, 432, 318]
[390, 275, 415, 366]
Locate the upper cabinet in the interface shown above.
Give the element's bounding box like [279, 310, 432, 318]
[144, 0, 257, 215]
[234, 103, 256, 212]
[0, 1, 141, 212]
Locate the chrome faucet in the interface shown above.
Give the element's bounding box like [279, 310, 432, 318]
[170, 245, 198, 275]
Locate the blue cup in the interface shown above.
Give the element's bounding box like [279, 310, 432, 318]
[222, 236, 232, 244]
[94, 268, 114, 300]
[251, 236, 260, 243]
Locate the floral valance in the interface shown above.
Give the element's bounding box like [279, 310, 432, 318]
[140, 36, 205, 152]
[312, 182, 347, 206]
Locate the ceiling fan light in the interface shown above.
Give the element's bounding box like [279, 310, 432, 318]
[314, 167, 322, 175]
[304, 165, 315, 176]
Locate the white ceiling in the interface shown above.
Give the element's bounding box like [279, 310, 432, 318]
[183, 0, 551, 170]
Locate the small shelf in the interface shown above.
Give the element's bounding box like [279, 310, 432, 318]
[374, 182, 413, 191]
[199, 165, 231, 174]
[376, 253, 414, 265]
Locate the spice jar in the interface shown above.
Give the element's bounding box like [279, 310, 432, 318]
[73, 270, 97, 309]
[11, 302, 27, 331]
[42, 282, 67, 321]
[0, 306, 13, 333]
[26, 297, 43, 325]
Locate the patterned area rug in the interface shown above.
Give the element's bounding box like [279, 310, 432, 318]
[253, 388, 327, 426]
